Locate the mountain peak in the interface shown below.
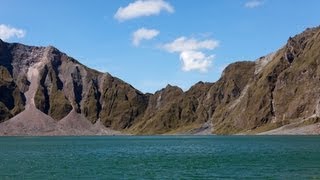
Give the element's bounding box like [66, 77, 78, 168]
[0, 39, 6, 48]
[46, 45, 58, 51]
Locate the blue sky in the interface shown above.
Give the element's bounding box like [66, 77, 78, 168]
[1, 0, 320, 93]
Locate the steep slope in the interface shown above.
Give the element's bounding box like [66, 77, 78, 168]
[0, 40, 148, 135]
[130, 26, 320, 135]
[209, 26, 320, 134]
[1, 26, 320, 135]
[130, 82, 216, 134]
[0, 39, 25, 122]
[205, 61, 256, 134]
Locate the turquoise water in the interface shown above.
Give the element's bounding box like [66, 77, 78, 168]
[0, 136, 320, 179]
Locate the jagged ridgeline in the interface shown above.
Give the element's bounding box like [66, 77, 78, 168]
[0, 26, 320, 135]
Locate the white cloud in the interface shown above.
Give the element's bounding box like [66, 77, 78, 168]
[114, 0, 174, 21]
[180, 51, 214, 72]
[163, 37, 219, 53]
[162, 37, 219, 72]
[0, 24, 26, 41]
[132, 28, 159, 46]
[244, 0, 264, 8]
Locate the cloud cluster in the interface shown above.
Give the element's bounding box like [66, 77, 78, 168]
[0, 24, 26, 41]
[180, 51, 214, 72]
[244, 0, 264, 8]
[163, 37, 219, 72]
[114, 0, 174, 21]
[114, 1, 221, 73]
[163, 37, 219, 53]
[132, 28, 159, 46]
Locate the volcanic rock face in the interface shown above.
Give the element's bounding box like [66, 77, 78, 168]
[0, 40, 25, 122]
[0, 40, 148, 135]
[1, 26, 320, 135]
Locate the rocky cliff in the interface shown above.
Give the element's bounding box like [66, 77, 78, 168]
[1, 26, 320, 135]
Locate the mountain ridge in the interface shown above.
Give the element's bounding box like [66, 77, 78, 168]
[1, 26, 320, 135]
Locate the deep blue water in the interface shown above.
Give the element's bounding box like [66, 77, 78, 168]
[0, 136, 320, 179]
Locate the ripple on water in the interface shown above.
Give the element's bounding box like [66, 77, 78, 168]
[0, 136, 320, 179]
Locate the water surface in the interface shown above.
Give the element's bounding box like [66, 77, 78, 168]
[0, 136, 320, 179]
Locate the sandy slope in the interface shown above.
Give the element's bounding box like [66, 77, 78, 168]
[0, 109, 123, 136]
[259, 122, 320, 135]
[55, 110, 122, 136]
[0, 106, 57, 135]
[0, 56, 122, 136]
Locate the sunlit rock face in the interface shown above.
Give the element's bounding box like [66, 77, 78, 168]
[1, 26, 320, 135]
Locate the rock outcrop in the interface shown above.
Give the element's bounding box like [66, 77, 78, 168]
[0, 39, 25, 122]
[1, 26, 320, 135]
[0, 40, 148, 135]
